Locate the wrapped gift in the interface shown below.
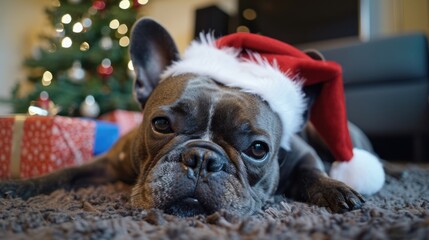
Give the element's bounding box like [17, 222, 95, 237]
[0, 115, 96, 179]
[99, 110, 142, 136]
[93, 120, 119, 155]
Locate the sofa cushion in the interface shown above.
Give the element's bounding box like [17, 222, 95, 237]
[344, 80, 429, 135]
[320, 33, 428, 86]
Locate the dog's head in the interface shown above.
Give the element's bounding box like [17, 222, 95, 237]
[127, 18, 308, 216]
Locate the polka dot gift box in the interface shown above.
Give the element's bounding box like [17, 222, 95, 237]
[0, 115, 96, 179]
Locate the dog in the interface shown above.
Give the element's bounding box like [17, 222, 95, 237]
[0, 18, 384, 217]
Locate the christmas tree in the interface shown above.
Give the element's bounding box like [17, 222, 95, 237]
[12, 0, 147, 117]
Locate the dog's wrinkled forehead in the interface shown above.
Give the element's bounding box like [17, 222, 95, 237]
[147, 73, 262, 112]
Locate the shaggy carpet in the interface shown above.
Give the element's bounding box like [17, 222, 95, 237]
[0, 164, 428, 239]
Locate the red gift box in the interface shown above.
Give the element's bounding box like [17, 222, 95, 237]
[0, 115, 96, 179]
[99, 110, 142, 136]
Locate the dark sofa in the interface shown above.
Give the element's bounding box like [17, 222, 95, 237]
[316, 33, 429, 161]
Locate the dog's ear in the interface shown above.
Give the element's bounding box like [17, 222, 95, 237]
[130, 18, 179, 107]
[303, 49, 325, 61]
[299, 49, 325, 129]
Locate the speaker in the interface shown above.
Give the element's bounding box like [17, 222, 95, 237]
[238, 0, 359, 44]
[194, 5, 230, 39]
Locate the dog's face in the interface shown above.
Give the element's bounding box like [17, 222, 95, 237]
[127, 19, 283, 216]
[130, 74, 282, 216]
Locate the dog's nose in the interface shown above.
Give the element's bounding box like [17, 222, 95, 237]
[181, 141, 226, 178]
[182, 148, 224, 172]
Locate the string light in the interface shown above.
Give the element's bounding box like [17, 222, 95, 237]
[109, 19, 120, 29]
[101, 58, 111, 67]
[119, 36, 130, 47]
[117, 24, 128, 34]
[42, 71, 53, 86]
[80, 42, 90, 51]
[55, 23, 65, 37]
[40, 91, 49, 100]
[82, 18, 92, 28]
[61, 37, 72, 48]
[73, 22, 84, 33]
[138, 0, 149, 5]
[128, 60, 134, 70]
[236, 25, 250, 33]
[42, 79, 52, 86]
[61, 14, 72, 24]
[55, 23, 64, 33]
[243, 9, 257, 21]
[43, 71, 53, 80]
[119, 0, 131, 9]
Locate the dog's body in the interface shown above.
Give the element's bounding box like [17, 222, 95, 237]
[0, 19, 371, 216]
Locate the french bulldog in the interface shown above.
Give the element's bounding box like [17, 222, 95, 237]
[0, 18, 370, 217]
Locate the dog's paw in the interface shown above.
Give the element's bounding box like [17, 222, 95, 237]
[0, 180, 36, 199]
[308, 178, 365, 213]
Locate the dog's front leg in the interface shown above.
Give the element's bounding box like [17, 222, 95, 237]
[0, 129, 139, 200]
[280, 136, 365, 213]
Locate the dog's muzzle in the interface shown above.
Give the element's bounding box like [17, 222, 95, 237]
[165, 140, 230, 216]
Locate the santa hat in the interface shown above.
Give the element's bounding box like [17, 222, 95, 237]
[162, 32, 385, 195]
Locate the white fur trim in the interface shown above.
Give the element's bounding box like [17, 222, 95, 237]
[162, 34, 306, 149]
[329, 148, 385, 195]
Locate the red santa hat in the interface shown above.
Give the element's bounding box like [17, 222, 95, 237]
[162, 32, 384, 195]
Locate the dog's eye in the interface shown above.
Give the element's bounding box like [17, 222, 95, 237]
[243, 141, 269, 160]
[152, 117, 173, 134]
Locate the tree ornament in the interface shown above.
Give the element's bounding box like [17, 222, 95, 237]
[80, 95, 100, 118]
[28, 91, 60, 116]
[37, 91, 50, 110]
[92, 0, 106, 11]
[67, 61, 86, 82]
[97, 58, 113, 78]
[99, 36, 113, 50]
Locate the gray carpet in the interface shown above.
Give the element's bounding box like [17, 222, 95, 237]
[0, 164, 428, 239]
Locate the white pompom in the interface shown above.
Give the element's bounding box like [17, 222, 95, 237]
[329, 148, 385, 195]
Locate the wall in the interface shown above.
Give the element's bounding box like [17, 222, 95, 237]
[141, 0, 236, 53]
[402, 0, 429, 34]
[360, 0, 429, 40]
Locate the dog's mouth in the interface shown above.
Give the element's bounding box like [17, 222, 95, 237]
[165, 196, 214, 217]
